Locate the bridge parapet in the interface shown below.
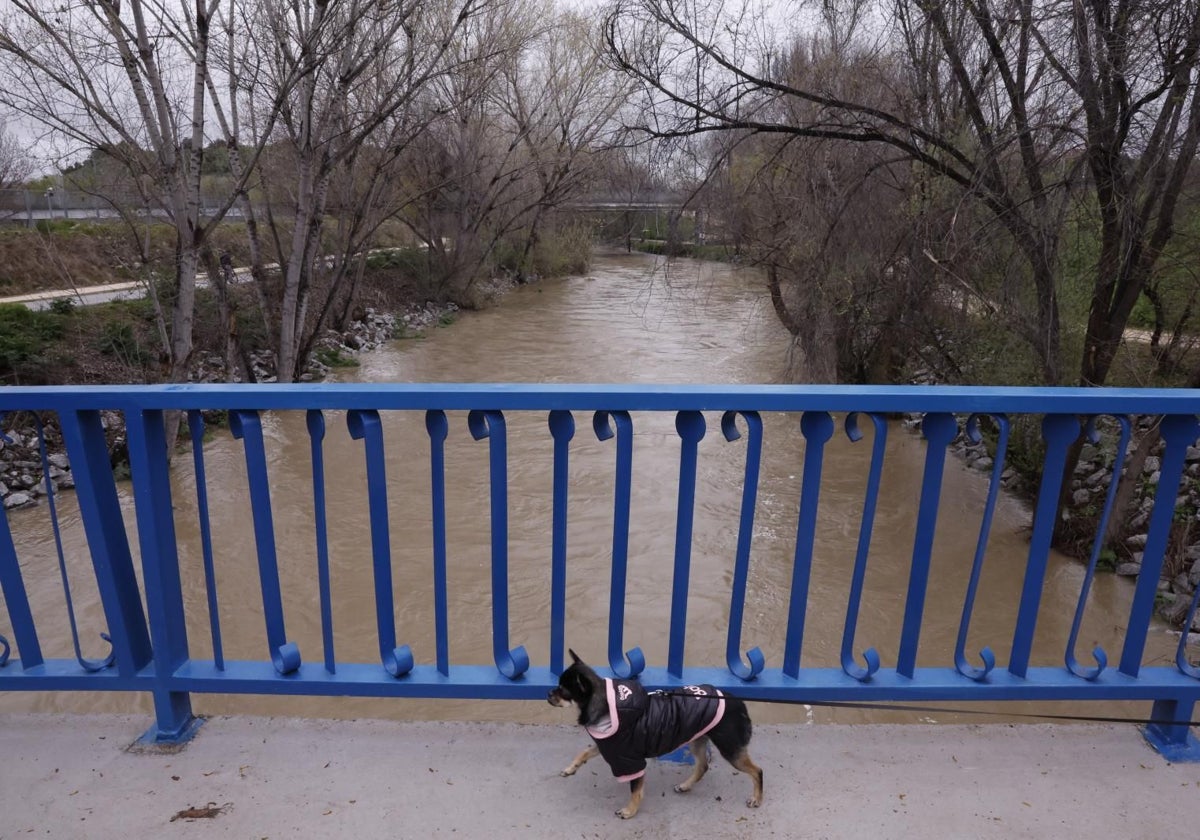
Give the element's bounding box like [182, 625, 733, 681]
[1, 384, 1198, 758]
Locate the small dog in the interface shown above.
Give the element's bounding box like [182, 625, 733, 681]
[547, 649, 763, 819]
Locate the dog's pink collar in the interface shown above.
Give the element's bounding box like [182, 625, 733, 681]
[585, 679, 621, 740]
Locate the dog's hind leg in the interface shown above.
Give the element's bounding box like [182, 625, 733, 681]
[729, 749, 763, 808]
[561, 743, 599, 777]
[616, 776, 645, 819]
[673, 736, 710, 793]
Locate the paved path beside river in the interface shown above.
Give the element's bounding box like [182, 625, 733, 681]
[2, 713, 1196, 839]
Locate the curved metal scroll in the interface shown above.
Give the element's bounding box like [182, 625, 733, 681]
[952, 413, 1010, 681]
[1010, 414, 1080, 678]
[187, 410, 225, 671]
[720, 411, 765, 681]
[1064, 415, 1131, 680]
[0, 415, 12, 666]
[897, 412, 959, 679]
[1176, 584, 1200, 679]
[37, 416, 115, 672]
[1, 413, 41, 670]
[548, 410, 575, 676]
[667, 411, 706, 678]
[346, 409, 414, 678]
[468, 410, 530, 680]
[783, 410, 836, 678]
[592, 410, 645, 678]
[229, 410, 302, 675]
[426, 410, 451, 677]
[306, 410, 336, 674]
[840, 412, 885, 682]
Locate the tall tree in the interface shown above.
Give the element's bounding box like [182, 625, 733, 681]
[0, 121, 32, 188]
[603, 0, 1200, 392]
[0, 0, 233, 391]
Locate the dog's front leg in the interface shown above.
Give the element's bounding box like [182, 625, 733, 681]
[616, 777, 644, 819]
[561, 743, 599, 777]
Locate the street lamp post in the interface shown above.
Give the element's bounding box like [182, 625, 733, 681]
[44, 187, 55, 221]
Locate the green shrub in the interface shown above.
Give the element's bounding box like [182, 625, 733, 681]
[313, 346, 359, 368]
[96, 320, 149, 364]
[0, 303, 65, 374]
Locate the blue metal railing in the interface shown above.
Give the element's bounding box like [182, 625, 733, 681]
[1, 384, 1199, 759]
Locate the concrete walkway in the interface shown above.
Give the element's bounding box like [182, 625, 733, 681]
[1, 714, 1196, 839]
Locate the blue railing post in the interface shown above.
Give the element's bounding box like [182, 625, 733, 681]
[346, 409, 414, 678]
[1010, 414, 1079, 678]
[125, 409, 201, 744]
[668, 411, 705, 678]
[896, 412, 957, 678]
[1121, 414, 1200, 675]
[1130, 414, 1200, 760]
[57, 410, 152, 676]
[0, 489, 42, 669]
[229, 409, 302, 676]
[783, 410, 834, 678]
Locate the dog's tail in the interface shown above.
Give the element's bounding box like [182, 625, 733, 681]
[722, 694, 753, 743]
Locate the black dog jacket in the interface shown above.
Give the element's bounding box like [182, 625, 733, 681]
[586, 679, 726, 781]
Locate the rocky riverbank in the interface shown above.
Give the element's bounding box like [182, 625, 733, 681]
[0, 297, 462, 511]
[900, 410, 1200, 636]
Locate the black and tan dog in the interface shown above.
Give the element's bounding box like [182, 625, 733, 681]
[547, 650, 763, 819]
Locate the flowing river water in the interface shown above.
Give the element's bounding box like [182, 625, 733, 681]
[0, 250, 1181, 725]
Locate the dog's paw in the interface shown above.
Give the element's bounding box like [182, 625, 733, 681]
[673, 782, 692, 794]
[616, 807, 637, 819]
[746, 795, 762, 808]
[560, 766, 577, 777]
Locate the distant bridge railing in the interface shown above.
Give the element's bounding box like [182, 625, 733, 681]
[1, 385, 1198, 758]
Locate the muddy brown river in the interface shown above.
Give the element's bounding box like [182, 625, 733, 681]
[0, 250, 1180, 725]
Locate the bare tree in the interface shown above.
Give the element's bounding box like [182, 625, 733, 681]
[604, 0, 1200, 392]
[0, 121, 32, 188]
[0, 0, 245, 397]
[214, 0, 496, 382]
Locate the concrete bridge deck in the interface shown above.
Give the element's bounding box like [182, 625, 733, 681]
[2, 713, 1195, 839]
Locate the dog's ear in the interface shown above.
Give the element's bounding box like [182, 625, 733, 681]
[568, 648, 581, 665]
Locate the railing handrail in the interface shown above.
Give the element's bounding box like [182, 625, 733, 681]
[1, 382, 1198, 413]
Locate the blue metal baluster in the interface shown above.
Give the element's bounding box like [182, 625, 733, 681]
[468, 410, 529, 680]
[1009, 414, 1080, 678]
[187, 410, 224, 671]
[592, 410, 648, 681]
[0, 425, 39, 669]
[896, 412, 958, 679]
[1176, 584, 1200, 679]
[1121, 413, 1200, 675]
[125, 409, 200, 742]
[593, 410, 645, 678]
[346, 409, 414, 678]
[426, 410, 451, 676]
[38, 415, 116, 672]
[1064, 415, 1131, 680]
[952, 413, 1010, 681]
[57, 410, 151, 678]
[667, 411, 706, 678]
[306, 410, 336, 674]
[548, 410, 575, 676]
[721, 410, 765, 681]
[229, 409, 301, 675]
[1141, 412, 1200, 757]
[783, 411, 834, 679]
[840, 412, 885, 682]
